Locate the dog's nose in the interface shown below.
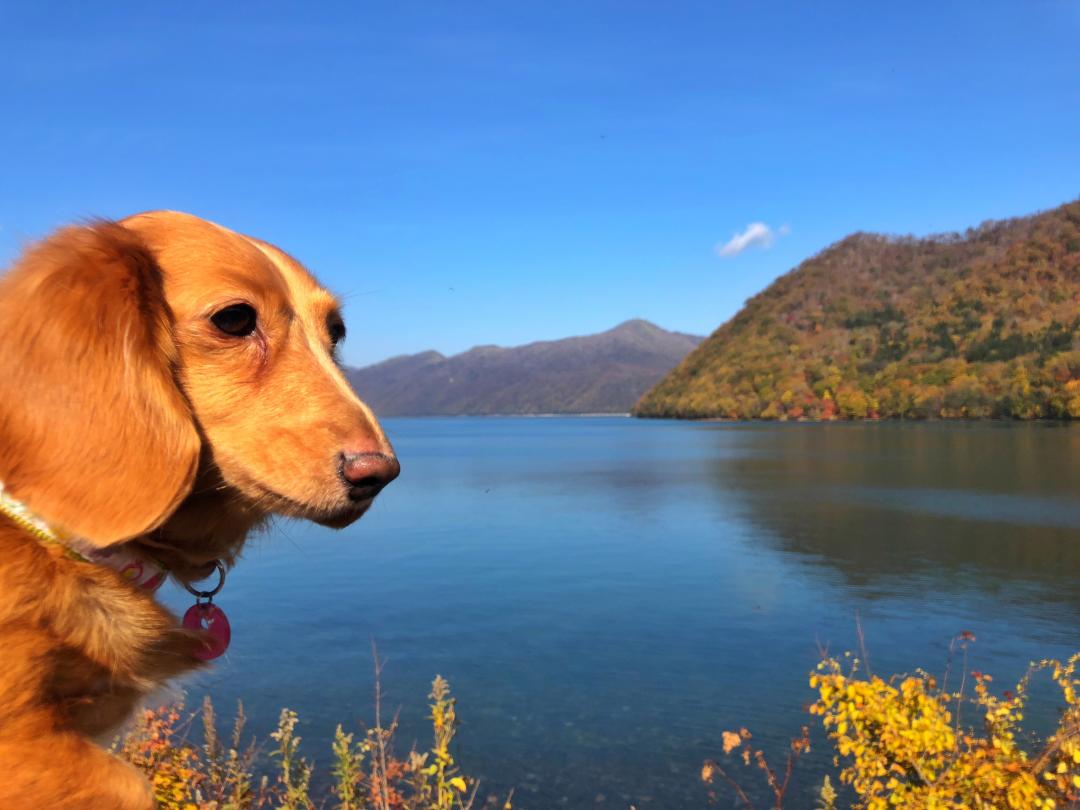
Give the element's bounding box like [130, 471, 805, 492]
[340, 452, 400, 500]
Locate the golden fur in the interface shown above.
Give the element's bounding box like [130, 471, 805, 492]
[0, 212, 397, 808]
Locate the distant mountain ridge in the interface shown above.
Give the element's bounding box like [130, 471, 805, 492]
[634, 199, 1080, 420]
[347, 320, 702, 416]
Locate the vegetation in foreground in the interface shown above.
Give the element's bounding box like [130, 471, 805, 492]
[122, 638, 1079, 809]
[115, 672, 504, 810]
[635, 199, 1080, 420]
[704, 636, 1080, 809]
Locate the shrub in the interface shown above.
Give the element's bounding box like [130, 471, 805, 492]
[703, 636, 1080, 808]
[809, 647, 1079, 808]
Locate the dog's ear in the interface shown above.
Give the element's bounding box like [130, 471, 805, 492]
[0, 222, 200, 545]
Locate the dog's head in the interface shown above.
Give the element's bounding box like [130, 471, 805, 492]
[0, 212, 397, 573]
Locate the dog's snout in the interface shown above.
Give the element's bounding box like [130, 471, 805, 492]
[340, 452, 400, 500]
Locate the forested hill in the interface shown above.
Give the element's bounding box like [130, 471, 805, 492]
[634, 200, 1080, 420]
[347, 320, 702, 415]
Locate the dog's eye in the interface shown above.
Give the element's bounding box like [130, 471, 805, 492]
[328, 318, 346, 345]
[210, 304, 257, 337]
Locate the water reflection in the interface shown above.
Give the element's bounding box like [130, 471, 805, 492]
[697, 423, 1080, 611]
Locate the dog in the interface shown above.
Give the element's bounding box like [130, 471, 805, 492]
[0, 212, 399, 808]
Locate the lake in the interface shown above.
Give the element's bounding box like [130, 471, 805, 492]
[163, 418, 1080, 808]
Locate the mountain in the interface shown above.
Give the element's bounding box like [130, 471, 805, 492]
[347, 320, 703, 416]
[634, 200, 1080, 420]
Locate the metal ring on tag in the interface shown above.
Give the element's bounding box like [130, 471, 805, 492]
[183, 560, 226, 599]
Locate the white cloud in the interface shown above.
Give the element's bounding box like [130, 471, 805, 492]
[715, 222, 789, 258]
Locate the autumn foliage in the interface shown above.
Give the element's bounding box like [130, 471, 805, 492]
[704, 637, 1080, 808]
[121, 639, 1080, 809]
[809, 651, 1080, 808]
[635, 199, 1080, 420]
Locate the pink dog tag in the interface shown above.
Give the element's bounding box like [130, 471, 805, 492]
[183, 602, 232, 660]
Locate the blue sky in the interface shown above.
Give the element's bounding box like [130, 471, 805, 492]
[2, 1, 1078, 366]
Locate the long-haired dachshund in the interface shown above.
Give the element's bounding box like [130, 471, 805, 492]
[0, 212, 399, 808]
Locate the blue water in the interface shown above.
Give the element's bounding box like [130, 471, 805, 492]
[163, 419, 1080, 808]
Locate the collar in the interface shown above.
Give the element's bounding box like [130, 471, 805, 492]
[0, 482, 168, 592]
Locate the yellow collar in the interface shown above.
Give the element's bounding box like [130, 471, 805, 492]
[0, 482, 169, 591]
